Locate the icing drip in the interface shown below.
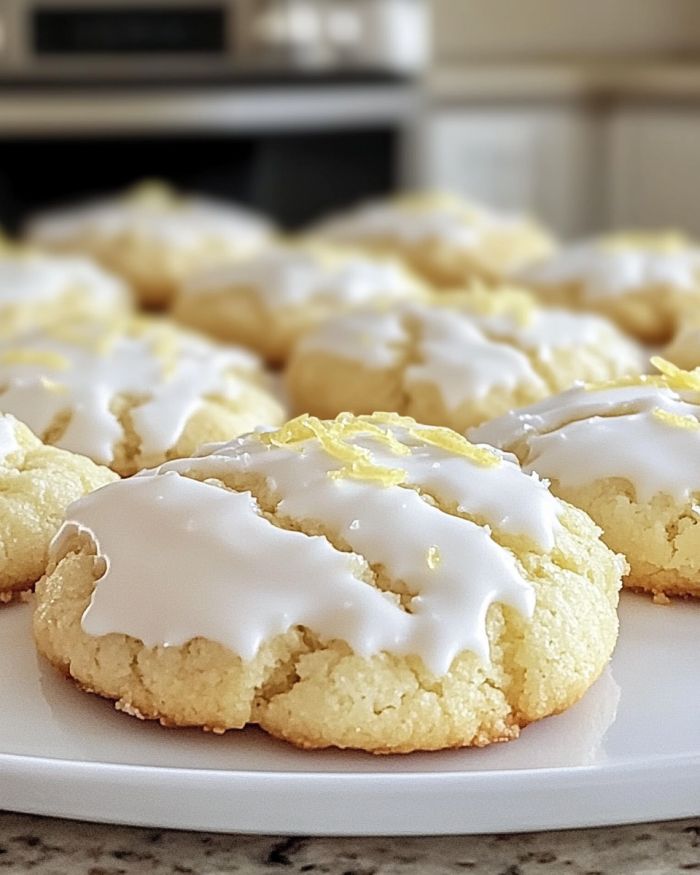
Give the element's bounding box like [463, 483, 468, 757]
[297, 308, 408, 368]
[471, 362, 700, 502]
[404, 307, 545, 407]
[183, 247, 421, 309]
[299, 303, 547, 409]
[519, 235, 700, 299]
[62, 414, 562, 675]
[0, 415, 17, 462]
[0, 322, 256, 465]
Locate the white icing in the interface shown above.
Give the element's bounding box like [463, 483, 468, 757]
[469, 306, 642, 367]
[0, 324, 257, 465]
[0, 252, 127, 309]
[520, 237, 700, 299]
[0, 415, 17, 462]
[161, 421, 562, 551]
[404, 308, 545, 408]
[298, 308, 408, 368]
[29, 193, 272, 252]
[471, 382, 700, 502]
[63, 419, 558, 674]
[298, 303, 545, 409]
[183, 247, 420, 310]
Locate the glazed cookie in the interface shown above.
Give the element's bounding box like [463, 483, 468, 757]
[26, 181, 274, 308]
[173, 244, 427, 364]
[472, 357, 700, 600]
[0, 246, 130, 339]
[0, 413, 116, 603]
[286, 289, 644, 432]
[312, 191, 555, 288]
[34, 412, 624, 752]
[0, 317, 285, 476]
[518, 231, 700, 343]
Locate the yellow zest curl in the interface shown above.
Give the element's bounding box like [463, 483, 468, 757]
[586, 358, 700, 394]
[426, 546, 441, 570]
[260, 412, 500, 489]
[408, 424, 501, 467]
[649, 356, 700, 392]
[652, 408, 700, 431]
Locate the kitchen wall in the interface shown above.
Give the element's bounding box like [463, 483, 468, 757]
[433, 0, 700, 61]
[424, 0, 700, 237]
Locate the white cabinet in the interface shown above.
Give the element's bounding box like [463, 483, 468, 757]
[420, 107, 604, 238]
[420, 101, 700, 239]
[608, 107, 700, 236]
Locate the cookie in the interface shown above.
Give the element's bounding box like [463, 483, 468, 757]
[0, 245, 130, 339]
[0, 317, 285, 476]
[173, 244, 427, 364]
[471, 357, 700, 599]
[0, 413, 116, 603]
[286, 288, 644, 432]
[26, 181, 274, 308]
[663, 301, 700, 370]
[518, 231, 700, 343]
[311, 191, 555, 288]
[33, 412, 624, 752]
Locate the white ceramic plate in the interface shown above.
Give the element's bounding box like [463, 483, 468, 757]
[1, 593, 698, 836]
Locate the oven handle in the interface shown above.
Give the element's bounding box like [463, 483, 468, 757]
[0, 84, 420, 133]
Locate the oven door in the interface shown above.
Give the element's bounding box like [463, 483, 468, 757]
[0, 80, 419, 230]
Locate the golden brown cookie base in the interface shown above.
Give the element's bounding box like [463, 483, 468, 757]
[0, 585, 34, 605]
[39, 645, 602, 755]
[624, 575, 700, 601]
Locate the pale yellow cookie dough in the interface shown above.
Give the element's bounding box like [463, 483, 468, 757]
[0, 316, 286, 477]
[34, 413, 624, 753]
[518, 232, 700, 344]
[173, 243, 427, 364]
[286, 288, 644, 432]
[0, 414, 117, 603]
[26, 181, 275, 309]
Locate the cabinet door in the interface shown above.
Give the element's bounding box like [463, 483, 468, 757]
[420, 107, 603, 238]
[609, 107, 700, 235]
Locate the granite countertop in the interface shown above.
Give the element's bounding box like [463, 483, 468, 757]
[0, 813, 698, 874]
[428, 60, 700, 103]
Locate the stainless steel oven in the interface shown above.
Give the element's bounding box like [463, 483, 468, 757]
[0, 0, 428, 229]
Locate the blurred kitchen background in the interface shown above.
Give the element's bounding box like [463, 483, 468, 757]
[1, 0, 700, 237]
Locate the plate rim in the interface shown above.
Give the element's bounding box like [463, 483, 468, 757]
[2, 749, 699, 835]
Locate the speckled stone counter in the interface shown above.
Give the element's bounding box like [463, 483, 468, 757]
[0, 813, 698, 874]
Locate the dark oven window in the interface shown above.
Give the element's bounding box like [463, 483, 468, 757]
[33, 6, 227, 55]
[0, 129, 398, 231]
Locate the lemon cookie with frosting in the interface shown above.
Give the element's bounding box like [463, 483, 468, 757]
[518, 232, 700, 343]
[312, 191, 555, 288]
[472, 357, 700, 600]
[173, 243, 427, 364]
[26, 181, 274, 309]
[0, 244, 130, 339]
[286, 289, 644, 432]
[34, 412, 624, 752]
[0, 413, 116, 603]
[0, 317, 285, 476]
